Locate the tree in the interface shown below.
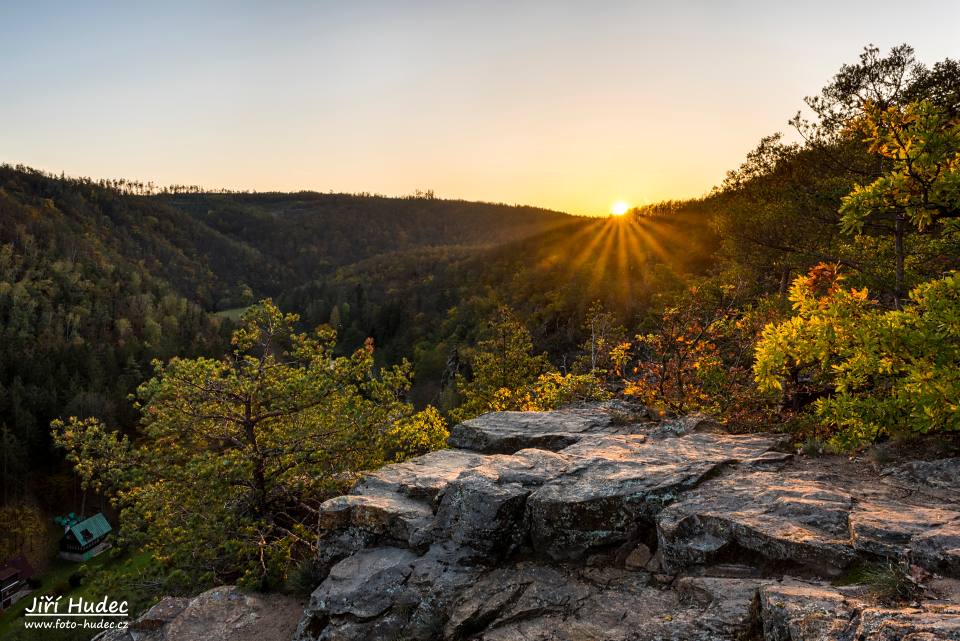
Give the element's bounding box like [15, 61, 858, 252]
[574, 301, 627, 377]
[0, 424, 27, 504]
[53, 300, 446, 587]
[451, 306, 549, 422]
[840, 99, 960, 306]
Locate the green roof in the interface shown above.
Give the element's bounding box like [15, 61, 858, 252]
[69, 513, 112, 547]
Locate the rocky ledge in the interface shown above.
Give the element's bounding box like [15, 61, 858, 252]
[96, 586, 305, 641]
[294, 406, 960, 641]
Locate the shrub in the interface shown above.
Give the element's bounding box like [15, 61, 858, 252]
[755, 266, 960, 449]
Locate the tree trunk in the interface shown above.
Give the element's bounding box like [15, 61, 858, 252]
[778, 266, 791, 308]
[894, 214, 905, 310]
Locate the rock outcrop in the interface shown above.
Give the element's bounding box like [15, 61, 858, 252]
[292, 406, 960, 640]
[95, 586, 304, 641]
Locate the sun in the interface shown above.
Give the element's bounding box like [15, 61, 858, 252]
[610, 201, 630, 216]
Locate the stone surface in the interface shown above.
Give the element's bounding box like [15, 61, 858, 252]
[758, 580, 960, 640]
[624, 542, 652, 569]
[659, 461, 960, 578]
[277, 408, 960, 640]
[96, 587, 304, 641]
[447, 407, 641, 454]
[658, 469, 859, 575]
[353, 448, 487, 504]
[527, 432, 779, 559]
[887, 458, 960, 495]
[319, 493, 434, 545]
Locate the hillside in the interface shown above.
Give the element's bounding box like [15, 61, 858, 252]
[0, 165, 609, 508]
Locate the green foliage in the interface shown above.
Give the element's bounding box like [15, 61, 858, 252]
[755, 267, 960, 448]
[840, 99, 960, 235]
[384, 405, 449, 462]
[451, 307, 609, 421]
[53, 301, 444, 586]
[573, 301, 628, 378]
[451, 306, 550, 422]
[0, 504, 47, 565]
[521, 372, 611, 410]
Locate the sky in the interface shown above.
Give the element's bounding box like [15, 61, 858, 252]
[2, 1, 958, 216]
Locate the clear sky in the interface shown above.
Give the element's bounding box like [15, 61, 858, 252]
[2, 1, 958, 216]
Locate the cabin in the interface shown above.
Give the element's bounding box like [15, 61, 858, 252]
[0, 556, 34, 610]
[58, 513, 112, 562]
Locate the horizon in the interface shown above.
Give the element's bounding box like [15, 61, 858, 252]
[2, 1, 959, 216]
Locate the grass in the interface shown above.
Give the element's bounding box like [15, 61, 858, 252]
[0, 550, 159, 641]
[861, 560, 922, 605]
[832, 559, 923, 605]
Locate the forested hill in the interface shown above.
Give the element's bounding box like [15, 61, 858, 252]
[0, 166, 575, 310]
[0, 164, 599, 501]
[161, 191, 575, 299]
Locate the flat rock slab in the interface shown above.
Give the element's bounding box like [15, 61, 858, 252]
[759, 580, 960, 640]
[97, 587, 304, 641]
[354, 448, 487, 504]
[659, 465, 960, 577]
[528, 432, 779, 559]
[658, 469, 859, 576]
[447, 407, 641, 454]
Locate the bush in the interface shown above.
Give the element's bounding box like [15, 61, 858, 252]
[755, 266, 960, 449]
[617, 278, 781, 428]
[68, 568, 86, 588]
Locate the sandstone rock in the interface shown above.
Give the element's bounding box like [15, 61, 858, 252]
[851, 501, 960, 560]
[292, 410, 960, 640]
[306, 547, 417, 621]
[430, 448, 571, 557]
[757, 581, 865, 641]
[294, 543, 483, 641]
[353, 448, 486, 504]
[887, 458, 960, 494]
[129, 596, 189, 631]
[447, 407, 634, 453]
[444, 563, 759, 641]
[651, 411, 722, 437]
[911, 520, 960, 577]
[319, 493, 433, 545]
